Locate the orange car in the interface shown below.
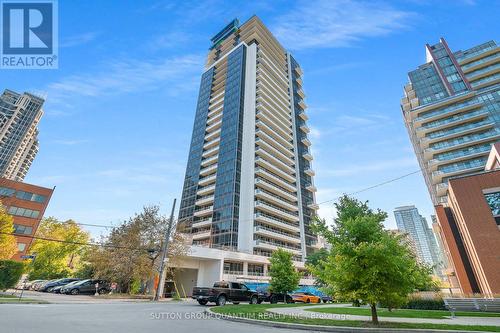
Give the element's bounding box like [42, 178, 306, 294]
[291, 292, 321, 303]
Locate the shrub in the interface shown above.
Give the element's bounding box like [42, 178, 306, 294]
[402, 296, 446, 310]
[0, 260, 24, 290]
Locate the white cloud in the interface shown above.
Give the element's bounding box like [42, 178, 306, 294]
[272, 0, 413, 50]
[52, 139, 89, 145]
[148, 31, 192, 50]
[60, 32, 100, 48]
[46, 54, 204, 106]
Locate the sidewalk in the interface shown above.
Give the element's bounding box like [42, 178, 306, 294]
[268, 304, 500, 327]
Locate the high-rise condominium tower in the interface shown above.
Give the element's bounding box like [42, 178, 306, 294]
[178, 16, 318, 262]
[394, 206, 439, 268]
[401, 39, 499, 205]
[0, 90, 44, 181]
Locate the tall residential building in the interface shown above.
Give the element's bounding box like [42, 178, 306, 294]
[394, 206, 438, 268]
[0, 90, 44, 181]
[401, 39, 500, 205]
[175, 16, 318, 290]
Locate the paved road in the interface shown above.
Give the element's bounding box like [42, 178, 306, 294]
[4, 290, 149, 304]
[0, 299, 311, 333]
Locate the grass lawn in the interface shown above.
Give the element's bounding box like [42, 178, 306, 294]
[211, 304, 500, 332]
[307, 306, 500, 319]
[0, 294, 48, 304]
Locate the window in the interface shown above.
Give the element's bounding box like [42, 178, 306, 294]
[484, 191, 500, 226]
[15, 191, 47, 203]
[8, 206, 40, 219]
[13, 224, 33, 235]
[17, 243, 26, 251]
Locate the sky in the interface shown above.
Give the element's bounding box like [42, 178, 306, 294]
[2, 0, 499, 238]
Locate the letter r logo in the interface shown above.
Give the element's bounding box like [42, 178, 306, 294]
[2, 2, 53, 54]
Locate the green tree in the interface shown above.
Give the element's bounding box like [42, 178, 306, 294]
[0, 204, 17, 260]
[269, 248, 301, 302]
[311, 195, 434, 324]
[29, 217, 90, 279]
[0, 260, 24, 290]
[84, 205, 188, 294]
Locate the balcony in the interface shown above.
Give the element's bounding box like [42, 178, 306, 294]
[301, 136, 311, 146]
[295, 77, 303, 87]
[205, 119, 222, 133]
[193, 205, 213, 217]
[255, 157, 295, 183]
[192, 218, 212, 229]
[200, 163, 218, 177]
[253, 239, 302, 255]
[255, 136, 294, 160]
[413, 99, 483, 125]
[256, 123, 294, 150]
[435, 183, 449, 197]
[255, 200, 299, 222]
[192, 230, 211, 240]
[204, 128, 221, 142]
[299, 123, 310, 133]
[197, 184, 215, 196]
[254, 225, 301, 244]
[255, 178, 297, 201]
[297, 89, 305, 100]
[207, 110, 223, 125]
[255, 189, 298, 212]
[304, 183, 317, 192]
[304, 168, 315, 176]
[431, 165, 485, 184]
[202, 145, 219, 158]
[303, 151, 313, 161]
[427, 149, 491, 171]
[255, 167, 297, 193]
[416, 108, 489, 137]
[195, 195, 214, 206]
[307, 201, 320, 210]
[255, 128, 295, 156]
[254, 212, 300, 233]
[256, 109, 293, 138]
[256, 146, 294, 170]
[297, 100, 307, 110]
[198, 174, 216, 186]
[420, 122, 495, 148]
[201, 154, 218, 167]
[294, 66, 303, 76]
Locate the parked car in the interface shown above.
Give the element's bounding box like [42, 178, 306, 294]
[39, 278, 81, 292]
[51, 280, 81, 294]
[321, 295, 333, 303]
[291, 292, 321, 303]
[192, 281, 259, 306]
[62, 279, 110, 295]
[32, 280, 49, 291]
[255, 285, 294, 304]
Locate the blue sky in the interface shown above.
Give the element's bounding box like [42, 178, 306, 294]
[2, 0, 499, 238]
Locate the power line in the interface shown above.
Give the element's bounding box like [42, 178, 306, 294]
[317, 169, 423, 206]
[0, 231, 152, 251]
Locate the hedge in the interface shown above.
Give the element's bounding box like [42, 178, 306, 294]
[0, 260, 24, 291]
[402, 297, 446, 310]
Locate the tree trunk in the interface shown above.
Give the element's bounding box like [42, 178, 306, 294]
[370, 303, 379, 324]
[284, 293, 286, 303]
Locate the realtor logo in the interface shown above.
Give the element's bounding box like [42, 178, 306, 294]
[1, 0, 58, 69]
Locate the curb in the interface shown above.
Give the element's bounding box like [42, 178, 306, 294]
[203, 308, 497, 333]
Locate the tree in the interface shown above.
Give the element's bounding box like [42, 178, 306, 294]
[29, 217, 90, 279]
[84, 205, 188, 294]
[268, 248, 301, 302]
[0, 260, 24, 290]
[310, 196, 434, 324]
[0, 203, 17, 260]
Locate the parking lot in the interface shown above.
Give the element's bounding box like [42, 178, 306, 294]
[0, 297, 305, 333]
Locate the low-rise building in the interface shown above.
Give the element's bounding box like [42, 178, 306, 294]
[434, 143, 500, 296]
[0, 177, 54, 260]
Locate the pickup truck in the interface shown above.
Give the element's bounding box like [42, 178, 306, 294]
[192, 281, 259, 306]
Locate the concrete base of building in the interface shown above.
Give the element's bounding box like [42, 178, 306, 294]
[171, 246, 314, 296]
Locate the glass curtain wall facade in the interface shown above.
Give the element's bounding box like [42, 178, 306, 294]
[0, 90, 44, 182]
[178, 16, 319, 261]
[401, 38, 500, 205]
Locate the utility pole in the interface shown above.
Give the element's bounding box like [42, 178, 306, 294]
[154, 198, 176, 301]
